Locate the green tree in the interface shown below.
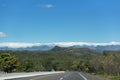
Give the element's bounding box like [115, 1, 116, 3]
[0, 53, 19, 73]
[22, 60, 34, 72]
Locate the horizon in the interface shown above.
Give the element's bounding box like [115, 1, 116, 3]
[0, 41, 120, 48]
[1, 0, 120, 43]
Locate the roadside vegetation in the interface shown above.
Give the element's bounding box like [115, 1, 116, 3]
[0, 47, 120, 79]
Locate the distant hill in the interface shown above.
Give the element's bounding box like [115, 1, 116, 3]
[1, 42, 120, 51]
[0, 46, 102, 60]
[50, 46, 101, 56]
[72, 45, 120, 51]
[0, 45, 53, 51]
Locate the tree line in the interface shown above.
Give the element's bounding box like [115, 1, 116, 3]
[0, 50, 120, 77]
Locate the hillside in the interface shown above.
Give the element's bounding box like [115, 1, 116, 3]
[51, 46, 101, 56]
[0, 48, 120, 78]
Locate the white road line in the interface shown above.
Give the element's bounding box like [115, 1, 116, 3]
[60, 77, 63, 80]
[79, 73, 88, 80]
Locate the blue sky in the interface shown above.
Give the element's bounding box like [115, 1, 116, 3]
[0, 0, 120, 43]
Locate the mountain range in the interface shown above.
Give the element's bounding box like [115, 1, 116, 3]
[0, 42, 120, 51]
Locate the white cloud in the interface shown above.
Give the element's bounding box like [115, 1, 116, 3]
[49, 42, 120, 47]
[0, 42, 41, 48]
[41, 4, 54, 8]
[0, 42, 120, 48]
[45, 4, 54, 8]
[0, 32, 7, 38]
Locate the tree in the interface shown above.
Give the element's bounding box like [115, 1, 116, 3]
[22, 60, 34, 72]
[0, 53, 19, 73]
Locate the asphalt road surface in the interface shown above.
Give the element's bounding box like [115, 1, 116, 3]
[8, 72, 101, 80]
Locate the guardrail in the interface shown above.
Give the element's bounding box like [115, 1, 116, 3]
[0, 71, 65, 80]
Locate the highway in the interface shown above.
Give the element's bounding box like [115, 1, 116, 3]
[8, 72, 101, 80]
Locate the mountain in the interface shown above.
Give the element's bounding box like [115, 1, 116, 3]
[51, 46, 101, 56]
[0, 42, 120, 51]
[0, 45, 53, 51]
[72, 45, 120, 51]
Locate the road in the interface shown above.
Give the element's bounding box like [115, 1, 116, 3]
[8, 72, 101, 80]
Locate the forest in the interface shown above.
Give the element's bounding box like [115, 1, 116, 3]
[0, 47, 120, 79]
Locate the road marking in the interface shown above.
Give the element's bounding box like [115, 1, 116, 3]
[30, 74, 54, 80]
[30, 73, 64, 80]
[60, 77, 63, 80]
[79, 73, 88, 80]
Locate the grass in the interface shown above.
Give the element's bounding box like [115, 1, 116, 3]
[89, 73, 120, 80]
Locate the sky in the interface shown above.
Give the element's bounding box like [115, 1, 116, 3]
[0, 0, 120, 43]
